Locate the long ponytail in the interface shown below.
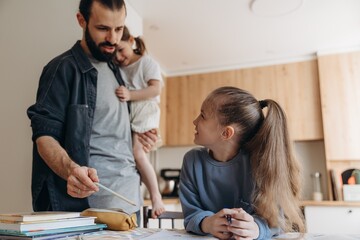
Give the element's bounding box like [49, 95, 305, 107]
[208, 86, 304, 232]
[245, 99, 304, 232]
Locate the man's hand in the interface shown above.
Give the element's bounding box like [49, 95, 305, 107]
[67, 165, 99, 198]
[138, 129, 158, 153]
[36, 136, 99, 199]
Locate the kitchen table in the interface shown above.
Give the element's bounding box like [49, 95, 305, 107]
[63, 229, 360, 239]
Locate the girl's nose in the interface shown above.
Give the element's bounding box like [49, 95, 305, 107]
[193, 116, 199, 125]
[117, 55, 124, 62]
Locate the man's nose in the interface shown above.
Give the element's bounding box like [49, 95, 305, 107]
[106, 30, 118, 44]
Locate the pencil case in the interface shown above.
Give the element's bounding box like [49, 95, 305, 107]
[81, 208, 137, 231]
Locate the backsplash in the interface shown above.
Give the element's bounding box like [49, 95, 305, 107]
[153, 141, 327, 201]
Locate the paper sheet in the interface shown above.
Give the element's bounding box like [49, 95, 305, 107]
[141, 229, 216, 239]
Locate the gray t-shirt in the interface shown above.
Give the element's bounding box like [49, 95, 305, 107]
[88, 58, 141, 214]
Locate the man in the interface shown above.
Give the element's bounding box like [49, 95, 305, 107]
[27, 0, 156, 218]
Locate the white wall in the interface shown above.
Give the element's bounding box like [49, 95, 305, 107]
[0, 0, 142, 213]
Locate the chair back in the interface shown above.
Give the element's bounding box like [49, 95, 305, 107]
[143, 206, 184, 229]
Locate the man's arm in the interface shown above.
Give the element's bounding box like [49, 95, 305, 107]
[36, 136, 99, 198]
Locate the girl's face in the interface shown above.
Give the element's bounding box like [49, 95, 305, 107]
[193, 100, 223, 148]
[114, 40, 135, 66]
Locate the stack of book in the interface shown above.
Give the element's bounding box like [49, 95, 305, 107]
[0, 211, 106, 239]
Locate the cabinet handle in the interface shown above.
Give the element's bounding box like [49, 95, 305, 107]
[348, 209, 352, 214]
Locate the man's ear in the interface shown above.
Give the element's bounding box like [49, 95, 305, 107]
[76, 12, 86, 29]
[221, 126, 235, 140]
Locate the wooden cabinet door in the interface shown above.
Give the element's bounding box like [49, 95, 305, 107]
[165, 60, 323, 146]
[318, 51, 360, 160]
[236, 60, 323, 141]
[158, 78, 167, 146]
[165, 74, 229, 146]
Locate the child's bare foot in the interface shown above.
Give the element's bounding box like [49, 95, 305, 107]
[152, 199, 165, 218]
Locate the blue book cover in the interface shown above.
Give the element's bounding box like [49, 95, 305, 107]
[0, 223, 106, 238]
[0, 230, 94, 239]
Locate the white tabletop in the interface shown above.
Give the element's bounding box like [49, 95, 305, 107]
[65, 229, 360, 240]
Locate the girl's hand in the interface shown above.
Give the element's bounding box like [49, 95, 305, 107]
[115, 86, 131, 101]
[201, 209, 235, 240]
[227, 208, 260, 240]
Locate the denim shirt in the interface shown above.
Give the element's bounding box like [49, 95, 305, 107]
[27, 41, 124, 211]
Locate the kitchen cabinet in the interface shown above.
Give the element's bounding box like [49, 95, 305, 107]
[165, 60, 323, 146]
[318, 51, 360, 161]
[317, 51, 360, 200]
[304, 204, 360, 234]
[159, 80, 167, 146]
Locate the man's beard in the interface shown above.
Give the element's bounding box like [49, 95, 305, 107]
[85, 26, 116, 62]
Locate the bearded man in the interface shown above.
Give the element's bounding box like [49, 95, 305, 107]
[27, 0, 157, 224]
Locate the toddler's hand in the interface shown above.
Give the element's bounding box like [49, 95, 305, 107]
[115, 86, 131, 101]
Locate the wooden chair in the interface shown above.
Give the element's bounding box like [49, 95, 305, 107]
[142, 206, 184, 229]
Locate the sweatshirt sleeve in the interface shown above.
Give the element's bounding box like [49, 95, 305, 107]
[254, 215, 282, 239]
[179, 150, 213, 235]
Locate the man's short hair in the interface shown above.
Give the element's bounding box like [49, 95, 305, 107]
[79, 0, 126, 22]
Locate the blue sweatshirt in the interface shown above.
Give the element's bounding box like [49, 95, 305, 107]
[179, 147, 277, 239]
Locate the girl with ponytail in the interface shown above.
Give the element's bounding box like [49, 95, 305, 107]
[179, 86, 304, 239]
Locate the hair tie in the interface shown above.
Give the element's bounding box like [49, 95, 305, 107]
[259, 100, 266, 109]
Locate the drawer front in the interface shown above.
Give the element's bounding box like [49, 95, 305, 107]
[305, 206, 360, 234]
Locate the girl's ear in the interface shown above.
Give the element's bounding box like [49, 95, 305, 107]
[129, 36, 136, 47]
[221, 126, 235, 140]
[130, 36, 135, 43]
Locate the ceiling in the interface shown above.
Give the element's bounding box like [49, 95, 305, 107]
[127, 0, 360, 76]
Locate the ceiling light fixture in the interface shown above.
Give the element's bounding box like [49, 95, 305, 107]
[149, 24, 159, 31]
[250, 0, 304, 17]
